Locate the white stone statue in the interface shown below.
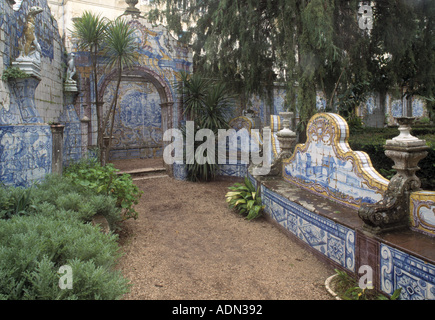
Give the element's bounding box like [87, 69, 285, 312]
[65, 53, 76, 82]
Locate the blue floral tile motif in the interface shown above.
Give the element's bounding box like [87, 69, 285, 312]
[173, 161, 188, 181]
[0, 125, 52, 187]
[217, 164, 248, 178]
[380, 244, 435, 300]
[261, 185, 355, 272]
[283, 113, 389, 209]
[391, 99, 403, 118]
[412, 97, 425, 118]
[1, 78, 43, 125]
[102, 81, 162, 160]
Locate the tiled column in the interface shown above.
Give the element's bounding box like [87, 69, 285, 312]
[160, 101, 174, 175]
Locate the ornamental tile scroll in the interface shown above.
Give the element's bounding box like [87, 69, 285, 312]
[410, 191, 435, 237]
[283, 113, 389, 209]
[271, 114, 282, 160]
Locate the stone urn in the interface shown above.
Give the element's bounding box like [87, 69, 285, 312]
[124, 0, 141, 16]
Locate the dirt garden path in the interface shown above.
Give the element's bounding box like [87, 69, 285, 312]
[113, 159, 335, 300]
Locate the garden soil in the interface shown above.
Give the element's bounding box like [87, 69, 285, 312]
[113, 159, 335, 300]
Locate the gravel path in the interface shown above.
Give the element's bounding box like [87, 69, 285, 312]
[116, 171, 335, 300]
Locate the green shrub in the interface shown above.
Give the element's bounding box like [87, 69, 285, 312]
[1, 66, 29, 81]
[0, 187, 34, 220]
[4, 174, 123, 230]
[64, 160, 142, 220]
[226, 177, 264, 220]
[0, 214, 129, 300]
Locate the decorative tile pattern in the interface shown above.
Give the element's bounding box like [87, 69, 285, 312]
[1, 78, 43, 125]
[283, 113, 389, 209]
[380, 244, 435, 300]
[0, 124, 52, 187]
[60, 94, 81, 166]
[75, 17, 192, 155]
[261, 186, 355, 272]
[103, 80, 162, 160]
[270, 115, 281, 161]
[173, 161, 188, 181]
[229, 116, 253, 132]
[410, 191, 435, 237]
[217, 163, 248, 178]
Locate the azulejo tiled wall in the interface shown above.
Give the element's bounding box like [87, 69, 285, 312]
[380, 244, 435, 300]
[0, 0, 65, 187]
[283, 113, 389, 209]
[103, 81, 163, 160]
[261, 185, 356, 272]
[74, 16, 193, 160]
[250, 111, 435, 300]
[0, 124, 52, 187]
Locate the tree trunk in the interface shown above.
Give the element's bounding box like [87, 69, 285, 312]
[105, 62, 122, 164]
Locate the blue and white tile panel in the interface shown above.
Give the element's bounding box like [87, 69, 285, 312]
[380, 244, 435, 300]
[261, 185, 355, 272]
[0, 124, 52, 187]
[217, 163, 248, 178]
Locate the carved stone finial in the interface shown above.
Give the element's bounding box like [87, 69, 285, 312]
[358, 117, 429, 234]
[124, 0, 141, 18]
[263, 112, 296, 176]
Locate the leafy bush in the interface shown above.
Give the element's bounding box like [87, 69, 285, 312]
[0, 214, 129, 300]
[64, 159, 143, 220]
[1, 66, 29, 81]
[177, 71, 234, 182]
[0, 174, 131, 300]
[226, 177, 264, 220]
[0, 187, 34, 220]
[15, 174, 123, 230]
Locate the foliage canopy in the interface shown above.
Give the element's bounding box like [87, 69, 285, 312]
[148, 0, 435, 124]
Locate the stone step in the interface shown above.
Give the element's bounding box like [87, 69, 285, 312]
[132, 174, 169, 181]
[116, 167, 167, 178]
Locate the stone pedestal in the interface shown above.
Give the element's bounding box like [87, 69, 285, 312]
[12, 59, 41, 80]
[358, 117, 429, 233]
[8, 76, 43, 124]
[64, 80, 78, 93]
[101, 135, 113, 166]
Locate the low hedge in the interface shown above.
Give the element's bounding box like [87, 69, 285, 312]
[0, 175, 130, 300]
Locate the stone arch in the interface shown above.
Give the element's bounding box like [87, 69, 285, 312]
[98, 65, 176, 162]
[99, 65, 174, 104]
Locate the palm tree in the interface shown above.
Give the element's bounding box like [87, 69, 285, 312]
[71, 11, 108, 164]
[102, 17, 137, 163]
